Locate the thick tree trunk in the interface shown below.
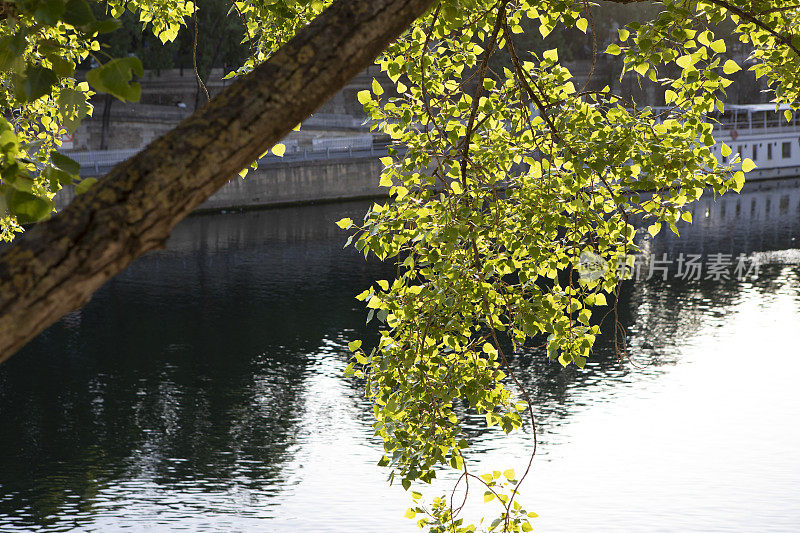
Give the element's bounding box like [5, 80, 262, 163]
[0, 0, 435, 361]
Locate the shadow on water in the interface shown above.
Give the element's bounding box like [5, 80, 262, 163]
[0, 178, 799, 530]
[0, 201, 395, 530]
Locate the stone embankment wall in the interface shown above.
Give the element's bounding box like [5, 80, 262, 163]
[197, 156, 385, 211]
[55, 155, 387, 212]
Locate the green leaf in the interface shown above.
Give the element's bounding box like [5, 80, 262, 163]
[675, 54, 693, 69]
[605, 44, 621, 56]
[34, 0, 66, 26]
[86, 57, 144, 102]
[484, 491, 495, 502]
[618, 28, 629, 41]
[10, 73, 27, 102]
[272, 143, 286, 157]
[357, 90, 371, 105]
[5, 189, 54, 224]
[0, 33, 28, 71]
[48, 55, 75, 77]
[3, 31, 27, 57]
[62, 0, 95, 26]
[348, 340, 362, 351]
[57, 88, 90, 132]
[733, 170, 745, 191]
[21, 66, 58, 102]
[709, 39, 726, 54]
[722, 60, 740, 75]
[371, 78, 383, 96]
[336, 217, 352, 229]
[8, 174, 34, 191]
[576, 18, 587, 33]
[43, 166, 73, 186]
[74, 177, 97, 194]
[503, 468, 515, 480]
[741, 158, 756, 172]
[51, 152, 80, 174]
[366, 295, 384, 309]
[86, 19, 121, 35]
[720, 144, 732, 157]
[404, 508, 416, 519]
[648, 222, 661, 237]
[542, 48, 558, 62]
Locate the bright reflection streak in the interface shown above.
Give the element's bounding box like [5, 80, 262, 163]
[262, 337, 415, 531]
[461, 267, 800, 532]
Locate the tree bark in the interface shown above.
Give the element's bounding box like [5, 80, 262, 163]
[0, 0, 435, 361]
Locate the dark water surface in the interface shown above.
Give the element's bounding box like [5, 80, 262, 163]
[1, 179, 800, 532]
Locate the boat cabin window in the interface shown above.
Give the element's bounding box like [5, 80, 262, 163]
[783, 142, 792, 158]
[754, 111, 767, 128]
[752, 145, 758, 160]
[768, 143, 773, 160]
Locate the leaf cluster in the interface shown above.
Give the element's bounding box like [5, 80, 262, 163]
[339, 0, 797, 530]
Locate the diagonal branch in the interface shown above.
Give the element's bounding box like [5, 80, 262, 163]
[709, 0, 800, 58]
[0, 0, 436, 362]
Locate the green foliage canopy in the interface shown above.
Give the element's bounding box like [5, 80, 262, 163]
[1, 0, 799, 530]
[339, 0, 798, 530]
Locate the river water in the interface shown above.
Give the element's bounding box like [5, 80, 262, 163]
[1, 178, 800, 532]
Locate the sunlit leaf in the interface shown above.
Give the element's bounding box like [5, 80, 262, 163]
[5, 190, 53, 224]
[86, 57, 144, 102]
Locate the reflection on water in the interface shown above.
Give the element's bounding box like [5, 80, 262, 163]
[512, 266, 800, 532]
[1, 179, 799, 532]
[0, 202, 399, 531]
[656, 178, 800, 256]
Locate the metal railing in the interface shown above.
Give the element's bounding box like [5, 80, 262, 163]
[62, 134, 390, 176]
[303, 113, 368, 129]
[67, 149, 140, 175]
[311, 134, 373, 151]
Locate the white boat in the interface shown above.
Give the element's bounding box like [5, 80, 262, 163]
[709, 103, 800, 180]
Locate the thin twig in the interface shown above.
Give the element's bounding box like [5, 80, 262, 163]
[193, 1, 211, 103]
